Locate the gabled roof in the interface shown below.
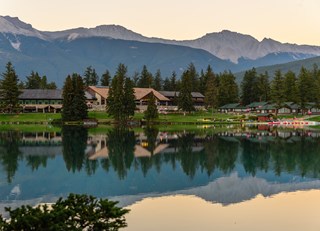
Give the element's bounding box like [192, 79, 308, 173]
[87, 86, 109, 99]
[88, 86, 169, 101]
[134, 88, 169, 101]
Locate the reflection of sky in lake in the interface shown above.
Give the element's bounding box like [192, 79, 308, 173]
[1, 127, 320, 228]
[125, 190, 320, 231]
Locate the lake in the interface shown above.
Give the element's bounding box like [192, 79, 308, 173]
[0, 125, 320, 230]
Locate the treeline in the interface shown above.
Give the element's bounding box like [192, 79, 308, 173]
[2, 61, 320, 115]
[60, 62, 320, 110]
[240, 65, 320, 108]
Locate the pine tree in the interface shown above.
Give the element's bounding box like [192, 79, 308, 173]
[169, 71, 177, 91]
[62, 73, 88, 121]
[284, 71, 298, 103]
[100, 69, 111, 86]
[123, 77, 136, 120]
[270, 70, 285, 112]
[62, 75, 74, 121]
[257, 72, 270, 102]
[83, 66, 99, 86]
[152, 69, 162, 90]
[162, 77, 171, 91]
[297, 67, 314, 110]
[73, 74, 88, 120]
[25, 72, 56, 89]
[107, 64, 135, 122]
[240, 68, 259, 105]
[25, 71, 41, 89]
[178, 70, 195, 113]
[0, 62, 22, 113]
[138, 65, 153, 88]
[187, 63, 199, 92]
[204, 66, 218, 109]
[199, 68, 208, 95]
[218, 71, 239, 106]
[144, 93, 158, 122]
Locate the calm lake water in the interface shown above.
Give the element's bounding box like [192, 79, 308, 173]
[1, 125, 320, 230]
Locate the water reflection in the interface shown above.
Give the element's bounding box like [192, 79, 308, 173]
[1, 127, 320, 205]
[1, 127, 320, 182]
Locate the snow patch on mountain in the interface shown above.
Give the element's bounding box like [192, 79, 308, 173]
[9, 40, 21, 51]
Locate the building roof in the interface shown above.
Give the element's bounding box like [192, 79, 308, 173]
[259, 104, 276, 110]
[246, 102, 269, 108]
[219, 103, 240, 109]
[257, 113, 274, 117]
[20, 89, 62, 99]
[87, 86, 109, 99]
[134, 88, 169, 101]
[88, 86, 169, 101]
[18, 89, 96, 100]
[159, 91, 204, 98]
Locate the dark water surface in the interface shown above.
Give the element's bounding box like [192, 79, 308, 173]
[0, 126, 320, 230]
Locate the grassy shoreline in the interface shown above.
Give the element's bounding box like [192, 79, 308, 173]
[0, 111, 319, 125]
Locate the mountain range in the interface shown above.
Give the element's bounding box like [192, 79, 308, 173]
[1, 15, 320, 86]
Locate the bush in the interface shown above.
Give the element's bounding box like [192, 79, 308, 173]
[0, 194, 129, 231]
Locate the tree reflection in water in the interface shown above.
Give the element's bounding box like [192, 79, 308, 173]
[0, 131, 22, 183]
[1, 128, 320, 182]
[106, 127, 135, 179]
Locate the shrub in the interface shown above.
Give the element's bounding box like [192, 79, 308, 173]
[0, 194, 129, 231]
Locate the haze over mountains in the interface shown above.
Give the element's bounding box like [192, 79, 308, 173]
[1, 15, 320, 86]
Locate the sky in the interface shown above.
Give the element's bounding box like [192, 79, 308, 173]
[1, 0, 320, 45]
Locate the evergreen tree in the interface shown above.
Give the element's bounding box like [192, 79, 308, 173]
[178, 70, 195, 113]
[100, 69, 111, 86]
[169, 71, 177, 91]
[218, 71, 239, 106]
[162, 77, 171, 91]
[199, 67, 209, 95]
[123, 77, 136, 120]
[204, 67, 218, 110]
[240, 68, 259, 105]
[107, 64, 135, 122]
[144, 93, 159, 122]
[132, 71, 140, 87]
[270, 70, 285, 111]
[25, 72, 56, 89]
[297, 67, 315, 110]
[257, 72, 270, 102]
[25, 71, 41, 89]
[284, 71, 298, 103]
[311, 64, 320, 108]
[0, 62, 22, 113]
[83, 66, 99, 86]
[187, 63, 200, 92]
[138, 65, 153, 88]
[62, 73, 88, 121]
[62, 75, 74, 121]
[152, 69, 162, 90]
[73, 74, 88, 120]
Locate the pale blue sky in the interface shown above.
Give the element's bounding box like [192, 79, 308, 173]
[1, 0, 319, 45]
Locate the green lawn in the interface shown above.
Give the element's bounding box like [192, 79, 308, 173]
[0, 113, 61, 123]
[0, 111, 245, 124]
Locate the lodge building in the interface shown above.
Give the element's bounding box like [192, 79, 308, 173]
[0, 87, 205, 113]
